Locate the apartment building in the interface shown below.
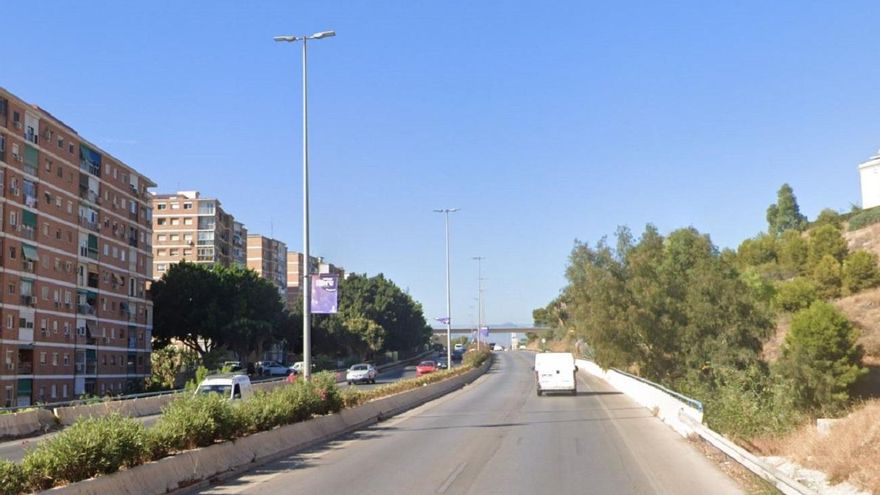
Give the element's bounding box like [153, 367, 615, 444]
[232, 221, 247, 268]
[246, 235, 287, 298]
[151, 191, 237, 278]
[0, 88, 155, 405]
[285, 250, 344, 309]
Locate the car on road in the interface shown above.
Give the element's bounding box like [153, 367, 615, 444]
[222, 361, 243, 372]
[195, 374, 253, 401]
[451, 349, 464, 361]
[416, 360, 438, 377]
[436, 357, 449, 369]
[454, 343, 465, 352]
[346, 363, 377, 384]
[290, 361, 316, 374]
[493, 344, 504, 351]
[256, 361, 291, 377]
[534, 352, 578, 396]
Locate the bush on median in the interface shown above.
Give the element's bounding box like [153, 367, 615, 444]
[0, 461, 24, 495]
[21, 414, 148, 491]
[148, 392, 243, 458]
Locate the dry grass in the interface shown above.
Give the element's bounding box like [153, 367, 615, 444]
[757, 400, 880, 494]
[761, 314, 791, 363]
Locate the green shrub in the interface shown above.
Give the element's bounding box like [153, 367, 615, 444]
[148, 393, 242, 458]
[340, 387, 366, 409]
[775, 301, 867, 414]
[847, 206, 880, 231]
[699, 366, 801, 439]
[808, 224, 848, 265]
[21, 414, 148, 491]
[777, 229, 809, 276]
[0, 460, 25, 495]
[463, 350, 491, 368]
[811, 254, 842, 299]
[309, 371, 343, 415]
[235, 381, 321, 434]
[842, 250, 880, 294]
[774, 277, 818, 312]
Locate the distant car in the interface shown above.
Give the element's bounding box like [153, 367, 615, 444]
[195, 374, 253, 401]
[290, 361, 317, 374]
[493, 344, 504, 351]
[416, 360, 438, 377]
[256, 361, 291, 377]
[346, 363, 377, 385]
[435, 358, 449, 369]
[451, 349, 464, 361]
[222, 361, 242, 372]
[454, 343, 464, 351]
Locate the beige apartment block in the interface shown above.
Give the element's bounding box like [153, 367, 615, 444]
[0, 87, 156, 404]
[285, 250, 344, 310]
[150, 191, 236, 278]
[246, 235, 286, 298]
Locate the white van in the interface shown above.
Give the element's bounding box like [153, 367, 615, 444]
[195, 374, 254, 401]
[534, 353, 578, 396]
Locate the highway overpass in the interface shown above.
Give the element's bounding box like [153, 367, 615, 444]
[430, 326, 552, 335]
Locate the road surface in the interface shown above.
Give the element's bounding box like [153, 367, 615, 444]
[191, 351, 743, 495]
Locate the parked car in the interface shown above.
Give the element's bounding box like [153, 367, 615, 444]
[416, 360, 438, 377]
[346, 363, 377, 384]
[195, 374, 253, 401]
[256, 361, 291, 376]
[436, 358, 449, 369]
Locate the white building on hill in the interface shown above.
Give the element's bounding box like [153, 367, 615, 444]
[859, 150, 880, 209]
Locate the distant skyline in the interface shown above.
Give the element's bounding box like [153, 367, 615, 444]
[5, 1, 880, 325]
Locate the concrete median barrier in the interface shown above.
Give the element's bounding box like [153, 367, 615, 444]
[0, 409, 55, 438]
[48, 357, 493, 495]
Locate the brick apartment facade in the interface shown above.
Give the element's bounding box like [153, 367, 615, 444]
[246, 234, 287, 299]
[150, 191, 238, 278]
[0, 88, 155, 405]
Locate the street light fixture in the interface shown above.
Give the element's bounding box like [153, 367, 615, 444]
[434, 208, 459, 369]
[274, 29, 335, 381]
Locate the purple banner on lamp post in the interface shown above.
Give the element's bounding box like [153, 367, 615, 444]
[479, 326, 490, 338]
[310, 274, 338, 314]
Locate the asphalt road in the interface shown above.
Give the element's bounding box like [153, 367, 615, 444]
[191, 351, 743, 495]
[0, 363, 427, 463]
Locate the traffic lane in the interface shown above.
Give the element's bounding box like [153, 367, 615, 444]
[191, 351, 741, 495]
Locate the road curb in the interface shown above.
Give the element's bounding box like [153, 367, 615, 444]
[45, 356, 493, 495]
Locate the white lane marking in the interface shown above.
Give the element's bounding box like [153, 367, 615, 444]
[436, 462, 467, 493]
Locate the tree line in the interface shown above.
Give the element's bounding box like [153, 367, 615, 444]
[149, 263, 431, 379]
[537, 184, 871, 437]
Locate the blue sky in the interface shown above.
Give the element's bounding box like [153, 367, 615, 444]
[5, 1, 880, 326]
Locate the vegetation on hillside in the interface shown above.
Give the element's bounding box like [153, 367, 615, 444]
[536, 183, 873, 439]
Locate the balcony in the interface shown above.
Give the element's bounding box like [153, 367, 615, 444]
[128, 337, 138, 350]
[79, 246, 98, 260]
[78, 188, 99, 205]
[21, 259, 36, 274]
[77, 304, 96, 316]
[128, 237, 138, 248]
[17, 361, 32, 374]
[78, 216, 100, 232]
[19, 295, 35, 307]
[19, 327, 34, 342]
[20, 226, 35, 240]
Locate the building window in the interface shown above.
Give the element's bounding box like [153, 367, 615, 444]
[156, 203, 166, 210]
[183, 202, 193, 209]
[39, 352, 47, 365]
[157, 218, 166, 225]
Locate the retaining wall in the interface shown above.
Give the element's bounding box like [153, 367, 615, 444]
[0, 409, 55, 438]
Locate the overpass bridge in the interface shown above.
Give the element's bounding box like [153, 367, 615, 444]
[430, 326, 552, 335]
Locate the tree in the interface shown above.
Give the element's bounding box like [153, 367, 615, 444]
[150, 262, 286, 363]
[842, 250, 880, 294]
[148, 346, 199, 390]
[813, 208, 842, 229]
[808, 224, 848, 266]
[776, 301, 866, 413]
[811, 255, 842, 299]
[776, 229, 809, 276]
[736, 234, 777, 267]
[774, 277, 818, 312]
[766, 183, 807, 235]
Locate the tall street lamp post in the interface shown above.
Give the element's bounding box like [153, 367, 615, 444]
[274, 30, 335, 381]
[472, 256, 484, 350]
[434, 208, 459, 369]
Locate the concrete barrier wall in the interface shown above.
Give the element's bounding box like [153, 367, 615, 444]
[54, 394, 178, 426]
[576, 358, 815, 495]
[48, 358, 492, 495]
[0, 409, 55, 438]
[576, 359, 703, 437]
